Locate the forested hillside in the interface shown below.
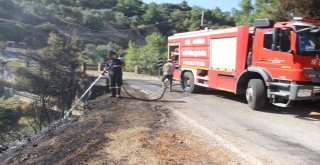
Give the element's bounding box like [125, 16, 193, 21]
[1, 0, 319, 48]
[1, 0, 319, 64]
[0, 0, 234, 49]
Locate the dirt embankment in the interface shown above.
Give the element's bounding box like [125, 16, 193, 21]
[0, 86, 235, 165]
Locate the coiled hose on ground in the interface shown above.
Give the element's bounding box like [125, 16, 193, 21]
[121, 81, 167, 101]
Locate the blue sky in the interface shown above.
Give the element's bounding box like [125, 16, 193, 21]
[141, 0, 241, 12]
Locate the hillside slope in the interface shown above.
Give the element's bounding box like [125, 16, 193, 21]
[0, 0, 236, 49]
[0, 85, 238, 164]
[0, 0, 152, 48]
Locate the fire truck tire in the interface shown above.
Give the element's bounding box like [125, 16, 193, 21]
[181, 72, 200, 93]
[246, 79, 266, 110]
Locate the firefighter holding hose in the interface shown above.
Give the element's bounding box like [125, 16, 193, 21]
[161, 59, 175, 92]
[104, 50, 125, 98]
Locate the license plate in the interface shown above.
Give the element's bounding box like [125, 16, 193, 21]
[298, 89, 312, 97]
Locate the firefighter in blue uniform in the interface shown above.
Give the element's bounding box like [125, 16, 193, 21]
[105, 51, 125, 97]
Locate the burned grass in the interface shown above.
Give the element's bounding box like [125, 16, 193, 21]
[0, 86, 235, 165]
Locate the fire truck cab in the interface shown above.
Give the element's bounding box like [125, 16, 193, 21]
[168, 17, 320, 109]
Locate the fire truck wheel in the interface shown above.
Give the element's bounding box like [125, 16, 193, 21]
[246, 79, 266, 110]
[181, 72, 200, 93]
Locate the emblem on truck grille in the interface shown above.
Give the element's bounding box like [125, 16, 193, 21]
[267, 58, 285, 63]
[311, 55, 320, 65]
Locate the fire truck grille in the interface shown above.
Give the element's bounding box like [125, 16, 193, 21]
[304, 68, 320, 83]
[314, 86, 320, 96]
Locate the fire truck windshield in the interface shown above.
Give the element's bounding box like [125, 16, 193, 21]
[296, 26, 320, 56]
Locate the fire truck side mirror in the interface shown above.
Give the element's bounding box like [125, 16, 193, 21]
[271, 28, 280, 51]
[157, 57, 163, 67]
[310, 28, 320, 33]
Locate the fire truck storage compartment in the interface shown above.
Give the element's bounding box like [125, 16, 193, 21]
[209, 37, 237, 92]
[168, 26, 250, 91]
[196, 70, 208, 85]
[168, 43, 180, 66]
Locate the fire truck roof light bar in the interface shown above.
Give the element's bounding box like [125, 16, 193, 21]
[253, 19, 275, 28]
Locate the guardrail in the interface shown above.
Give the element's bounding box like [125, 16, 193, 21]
[82, 63, 139, 74]
[81, 63, 107, 73]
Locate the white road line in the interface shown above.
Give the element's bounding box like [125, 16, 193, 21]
[140, 90, 150, 95]
[172, 109, 263, 165]
[129, 85, 150, 94]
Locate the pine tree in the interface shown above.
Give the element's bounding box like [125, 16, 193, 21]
[252, 0, 271, 20]
[10, 32, 82, 130]
[267, 0, 320, 21]
[235, 0, 253, 25]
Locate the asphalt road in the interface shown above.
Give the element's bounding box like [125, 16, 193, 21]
[123, 74, 320, 165]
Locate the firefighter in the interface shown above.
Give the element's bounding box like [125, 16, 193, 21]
[105, 50, 125, 97]
[161, 59, 175, 92]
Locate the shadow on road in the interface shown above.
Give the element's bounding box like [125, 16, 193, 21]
[117, 96, 185, 103]
[196, 89, 320, 122]
[158, 100, 186, 103]
[264, 101, 320, 121]
[123, 82, 161, 86]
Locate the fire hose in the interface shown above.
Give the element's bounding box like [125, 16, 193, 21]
[63, 68, 166, 120]
[63, 67, 109, 120]
[122, 81, 166, 101]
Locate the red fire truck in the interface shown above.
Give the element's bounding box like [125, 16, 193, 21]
[167, 17, 320, 109]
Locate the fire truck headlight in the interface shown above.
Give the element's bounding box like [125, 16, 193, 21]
[297, 89, 313, 97]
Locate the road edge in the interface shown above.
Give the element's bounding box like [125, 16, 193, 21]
[168, 106, 263, 165]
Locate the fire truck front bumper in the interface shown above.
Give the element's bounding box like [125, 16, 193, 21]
[288, 84, 320, 100]
[269, 82, 320, 101]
